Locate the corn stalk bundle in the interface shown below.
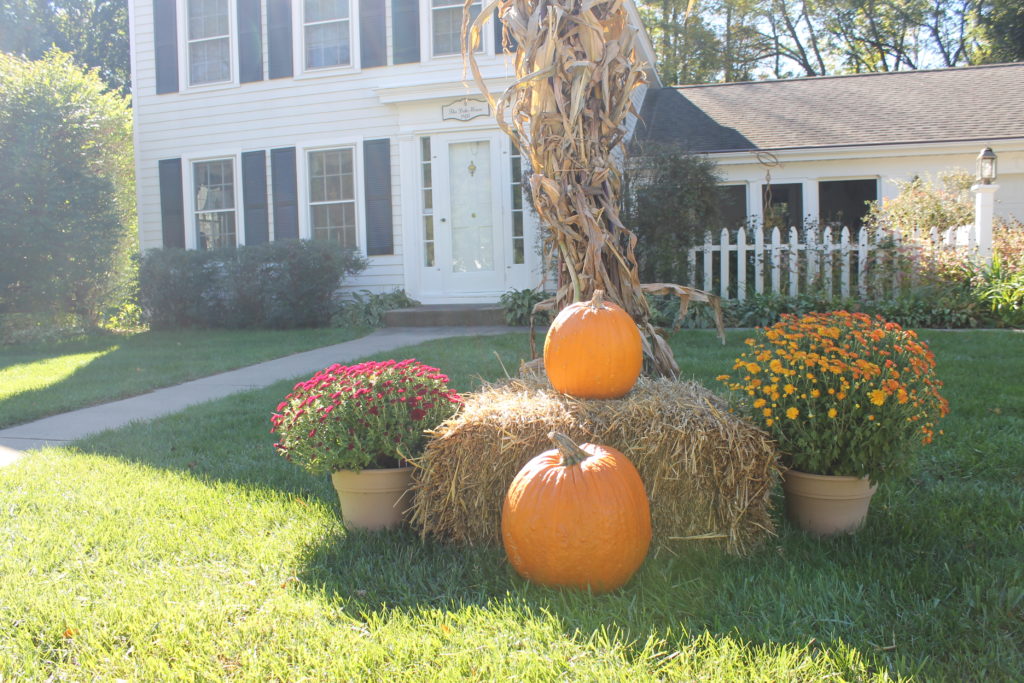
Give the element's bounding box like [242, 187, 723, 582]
[464, 0, 723, 376]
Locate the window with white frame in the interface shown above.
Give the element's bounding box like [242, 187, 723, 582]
[432, 0, 481, 56]
[187, 0, 232, 85]
[304, 0, 351, 69]
[509, 144, 525, 265]
[420, 137, 435, 266]
[308, 148, 357, 247]
[193, 159, 237, 249]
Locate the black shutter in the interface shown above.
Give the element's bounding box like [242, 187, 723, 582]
[494, 9, 518, 53]
[158, 158, 186, 248]
[267, 0, 294, 79]
[153, 0, 179, 94]
[242, 151, 269, 244]
[238, 0, 264, 82]
[360, 0, 387, 68]
[271, 147, 299, 240]
[363, 138, 394, 256]
[391, 0, 420, 65]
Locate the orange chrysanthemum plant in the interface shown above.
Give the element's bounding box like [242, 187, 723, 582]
[718, 312, 949, 484]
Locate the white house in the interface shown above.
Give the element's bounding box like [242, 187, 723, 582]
[634, 63, 1024, 230]
[128, 0, 658, 304]
[129, 3, 1022, 305]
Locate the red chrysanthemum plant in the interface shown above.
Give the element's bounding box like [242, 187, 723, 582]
[718, 312, 949, 484]
[271, 359, 461, 475]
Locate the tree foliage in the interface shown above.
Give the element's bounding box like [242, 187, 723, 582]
[0, 50, 135, 323]
[0, 0, 130, 94]
[862, 170, 974, 238]
[638, 0, 1006, 84]
[623, 146, 723, 283]
[978, 0, 1024, 63]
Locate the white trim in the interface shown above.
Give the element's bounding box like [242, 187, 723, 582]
[302, 143, 361, 250]
[128, 0, 145, 252]
[374, 76, 510, 104]
[184, 152, 244, 249]
[710, 139, 1024, 166]
[293, 0, 362, 78]
[296, 137, 366, 254]
[422, 0, 489, 62]
[177, 0, 241, 92]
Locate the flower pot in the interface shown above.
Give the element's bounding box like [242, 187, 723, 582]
[782, 469, 878, 537]
[330, 467, 414, 531]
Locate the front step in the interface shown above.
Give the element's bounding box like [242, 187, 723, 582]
[383, 304, 506, 327]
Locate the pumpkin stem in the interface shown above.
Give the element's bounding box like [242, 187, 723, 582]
[549, 431, 589, 467]
[590, 289, 605, 310]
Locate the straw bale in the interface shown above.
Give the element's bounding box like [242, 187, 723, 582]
[410, 377, 781, 556]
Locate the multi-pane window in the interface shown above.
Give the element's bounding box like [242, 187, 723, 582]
[193, 159, 236, 249]
[420, 137, 435, 267]
[304, 0, 351, 69]
[188, 0, 231, 85]
[510, 145, 525, 265]
[431, 0, 481, 56]
[308, 148, 357, 247]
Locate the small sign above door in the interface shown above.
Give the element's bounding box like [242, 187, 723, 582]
[441, 98, 490, 122]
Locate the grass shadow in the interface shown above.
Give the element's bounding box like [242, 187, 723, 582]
[0, 327, 369, 428]
[71, 333, 537, 497]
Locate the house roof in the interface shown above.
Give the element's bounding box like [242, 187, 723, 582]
[634, 62, 1024, 154]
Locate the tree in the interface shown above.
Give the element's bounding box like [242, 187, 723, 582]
[623, 146, 723, 284]
[978, 0, 1024, 62]
[637, 0, 998, 85]
[0, 50, 135, 323]
[638, 0, 771, 83]
[0, 0, 130, 94]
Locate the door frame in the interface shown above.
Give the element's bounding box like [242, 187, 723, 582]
[401, 127, 535, 303]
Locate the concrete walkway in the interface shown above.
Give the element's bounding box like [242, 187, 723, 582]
[0, 326, 515, 458]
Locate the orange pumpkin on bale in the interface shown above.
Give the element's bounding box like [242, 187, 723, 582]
[501, 432, 652, 593]
[543, 289, 643, 399]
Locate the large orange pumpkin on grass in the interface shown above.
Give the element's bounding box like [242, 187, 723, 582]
[543, 289, 643, 399]
[501, 432, 652, 593]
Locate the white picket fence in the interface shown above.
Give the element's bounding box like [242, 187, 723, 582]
[687, 224, 978, 300]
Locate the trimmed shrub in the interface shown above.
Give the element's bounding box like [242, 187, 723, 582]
[140, 241, 367, 329]
[0, 51, 135, 324]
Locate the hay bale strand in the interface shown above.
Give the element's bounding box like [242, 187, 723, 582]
[410, 377, 780, 556]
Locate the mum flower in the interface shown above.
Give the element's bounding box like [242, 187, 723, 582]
[719, 311, 948, 483]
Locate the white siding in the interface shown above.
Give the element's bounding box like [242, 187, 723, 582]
[711, 142, 1024, 226]
[132, 0, 518, 295]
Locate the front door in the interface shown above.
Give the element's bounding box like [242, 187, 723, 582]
[421, 133, 506, 296]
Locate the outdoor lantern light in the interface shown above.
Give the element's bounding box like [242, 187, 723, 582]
[976, 147, 997, 184]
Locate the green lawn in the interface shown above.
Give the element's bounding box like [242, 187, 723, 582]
[0, 327, 369, 428]
[1, 330, 1021, 680]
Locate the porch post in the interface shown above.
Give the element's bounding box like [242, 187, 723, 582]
[971, 182, 998, 264]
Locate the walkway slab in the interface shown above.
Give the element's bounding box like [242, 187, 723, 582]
[0, 326, 516, 453]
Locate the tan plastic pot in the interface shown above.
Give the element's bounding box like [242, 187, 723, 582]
[330, 467, 414, 531]
[782, 469, 878, 537]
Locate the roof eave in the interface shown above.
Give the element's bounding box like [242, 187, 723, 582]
[700, 135, 1024, 157]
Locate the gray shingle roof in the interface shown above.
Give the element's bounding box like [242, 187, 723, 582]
[635, 63, 1024, 153]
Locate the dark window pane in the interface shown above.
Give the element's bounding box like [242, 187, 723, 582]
[763, 183, 803, 229]
[718, 185, 747, 230]
[819, 179, 878, 229]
